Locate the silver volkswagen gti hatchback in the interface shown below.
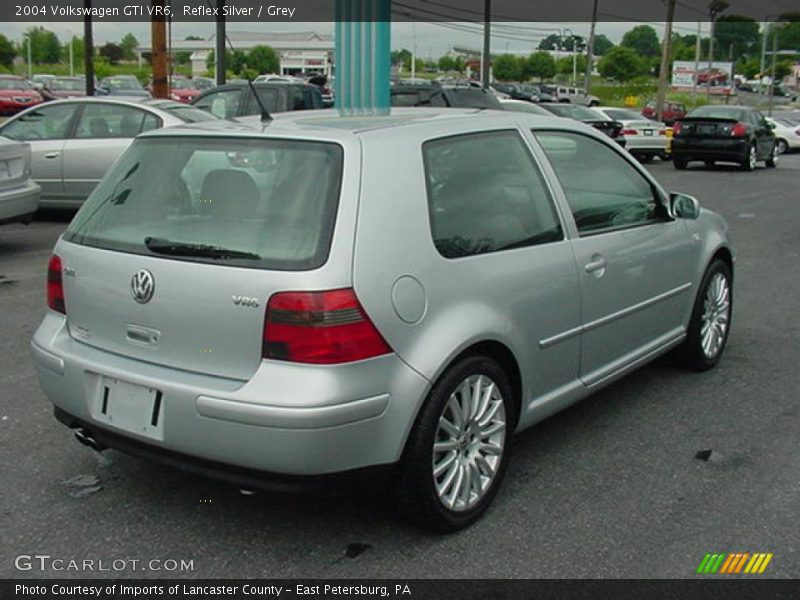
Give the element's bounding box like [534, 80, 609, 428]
[32, 109, 734, 531]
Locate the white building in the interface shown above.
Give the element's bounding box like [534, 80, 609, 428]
[137, 31, 334, 77]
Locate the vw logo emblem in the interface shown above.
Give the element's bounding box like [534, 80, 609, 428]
[131, 269, 155, 304]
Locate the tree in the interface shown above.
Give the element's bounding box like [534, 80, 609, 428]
[593, 34, 615, 56]
[120, 33, 139, 61]
[391, 49, 412, 67]
[438, 55, 455, 71]
[63, 36, 85, 66]
[772, 14, 800, 52]
[714, 16, 760, 59]
[493, 54, 523, 81]
[556, 55, 587, 78]
[207, 48, 248, 76]
[247, 45, 279, 75]
[524, 51, 556, 81]
[737, 57, 761, 79]
[538, 34, 562, 51]
[538, 33, 585, 53]
[774, 60, 793, 81]
[23, 27, 62, 64]
[99, 42, 124, 65]
[598, 46, 648, 82]
[621, 25, 661, 58]
[0, 34, 16, 69]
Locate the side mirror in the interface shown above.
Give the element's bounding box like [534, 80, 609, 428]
[767, 121, 776, 130]
[670, 192, 700, 220]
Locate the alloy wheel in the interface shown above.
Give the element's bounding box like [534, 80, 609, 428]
[432, 374, 507, 512]
[700, 273, 731, 360]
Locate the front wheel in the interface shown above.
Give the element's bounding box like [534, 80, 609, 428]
[776, 139, 789, 155]
[674, 260, 732, 371]
[674, 157, 688, 170]
[766, 144, 778, 168]
[395, 356, 515, 532]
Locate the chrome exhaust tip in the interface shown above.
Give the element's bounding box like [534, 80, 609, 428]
[74, 428, 107, 452]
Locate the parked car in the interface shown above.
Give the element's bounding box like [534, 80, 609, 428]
[642, 100, 687, 126]
[41, 77, 88, 101]
[538, 103, 625, 146]
[0, 75, 44, 116]
[0, 136, 40, 225]
[491, 83, 540, 102]
[768, 117, 800, 154]
[31, 74, 56, 91]
[554, 85, 599, 106]
[498, 99, 552, 115]
[31, 108, 733, 532]
[390, 83, 503, 109]
[593, 106, 669, 162]
[166, 78, 201, 104]
[0, 98, 217, 208]
[192, 81, 323, 119]
[96, 76, 151, 98]
[671, 105, 777, 171]
[307, 74, 334, 108]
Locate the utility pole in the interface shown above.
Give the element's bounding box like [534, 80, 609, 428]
[27, 36, 32, 80]
[584, 0, 598, 92]
[481, 0, 491, 87]
[759, 20, 769, 96]
[83, 0, 94, 96]
[150, 0, 168, 98]
[768, 25, 780, 117]
[707, 1, 729, 101]
[692, 21, 701, 97]
[572, 37, 577, 84]
[69, 36, 74, 77]
[656, 0, 676, 122]
[215, 0, 226, 85]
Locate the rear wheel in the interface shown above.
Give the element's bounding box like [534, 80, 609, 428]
[766, 144, 778, 168]
[674, 260, 732, 371]
[396, 356, 515, 532]
[637, 154, 654, 164]
[740, 143, 757, 171]
[776, 139, 789, 155]
[674, 157, 688, 170]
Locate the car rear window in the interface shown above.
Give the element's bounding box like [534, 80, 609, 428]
[64, 137, 344, 270]
[688, 106, 746, 121]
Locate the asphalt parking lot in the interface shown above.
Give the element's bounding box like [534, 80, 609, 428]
[1, 154, 799, 579]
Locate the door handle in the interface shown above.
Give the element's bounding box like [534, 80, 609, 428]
[44, 152, 60, 159]
[584, 257, 607, 273]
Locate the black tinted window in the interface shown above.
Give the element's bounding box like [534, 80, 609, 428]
[424, 130, 563, 258]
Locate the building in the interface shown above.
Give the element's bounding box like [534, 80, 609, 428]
[137, 31, 334, 77]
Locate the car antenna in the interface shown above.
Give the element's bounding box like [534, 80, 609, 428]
[247, 77, 272, 122]
[220, 28, 272, 122]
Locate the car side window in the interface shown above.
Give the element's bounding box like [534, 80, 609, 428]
[423, 130, 563, 259]
[0, 103, 76, 141]
[141, 112, 161, 133]
[75, 104, 151, 139]
[535, 131, 660, 235]
[195, 89, 241, 119]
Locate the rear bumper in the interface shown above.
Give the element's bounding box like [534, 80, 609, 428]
[0, 179, 40, 225]
[32, 312, 431, 477]
[671, 138, 748, 161]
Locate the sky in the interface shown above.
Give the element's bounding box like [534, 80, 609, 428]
[0, 20, 715, 58]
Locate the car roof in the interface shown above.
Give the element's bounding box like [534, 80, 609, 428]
[140, 107, 597, 143]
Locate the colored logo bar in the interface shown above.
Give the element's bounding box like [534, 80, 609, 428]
[697, 553, 773, 574]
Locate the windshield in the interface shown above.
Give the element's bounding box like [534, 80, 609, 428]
[52, 78, 84, 91]
[603, 108, 642, 121]
[104, 78, 143, 91]
[688, 106, 747, 121]
[0, 78, 32, 90]
[170, 79, 196, 90]
[64, 137, 344, 271]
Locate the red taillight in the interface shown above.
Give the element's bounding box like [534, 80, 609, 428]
[621, 129, 637, 136]
[794, 128, 800, 137]
[47, 254, 65, 314]
[263, 288, 391, 364]
[672, 121, 683, 135]
[658, 129, 666, 136]
[731, 122, 748, 137]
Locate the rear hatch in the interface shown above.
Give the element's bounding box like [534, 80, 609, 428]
[0, 138, 30, 192]
[59, 134, 345, 381]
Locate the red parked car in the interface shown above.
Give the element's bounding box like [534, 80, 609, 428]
[0, 75, 43, 115]
[642, 100, 687, 126]
[41, 76, 88, 101]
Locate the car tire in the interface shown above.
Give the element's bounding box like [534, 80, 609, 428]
[674, 260, 732, 372]
[776, 139, 789, 155]
[674, 158, 688, 170]
[765, 144, 778, 168]
[395, 355, 515, 532]
[638, 154, 654, 164]
[740, 143, 757, 171]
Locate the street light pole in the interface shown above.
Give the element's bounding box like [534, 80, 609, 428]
[481, 0, 491, 87]
[655, 0, 676, 123]
[584, 0, 599, 92]
[706, 1, 729, 101]
[759, 20, 768, 96]
[768, 26, 780, 117]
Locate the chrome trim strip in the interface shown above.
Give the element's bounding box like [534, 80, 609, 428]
[539, 282, 692, 349]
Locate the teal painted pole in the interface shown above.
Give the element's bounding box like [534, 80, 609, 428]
[335, 0, 391, 116]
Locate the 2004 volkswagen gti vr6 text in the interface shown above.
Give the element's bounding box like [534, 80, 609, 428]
[31, 108, 734, 532]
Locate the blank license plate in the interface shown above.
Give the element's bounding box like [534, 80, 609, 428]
[93, 378, 164, 440]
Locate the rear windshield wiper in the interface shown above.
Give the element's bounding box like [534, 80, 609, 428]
[144, 237, 260, 260]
